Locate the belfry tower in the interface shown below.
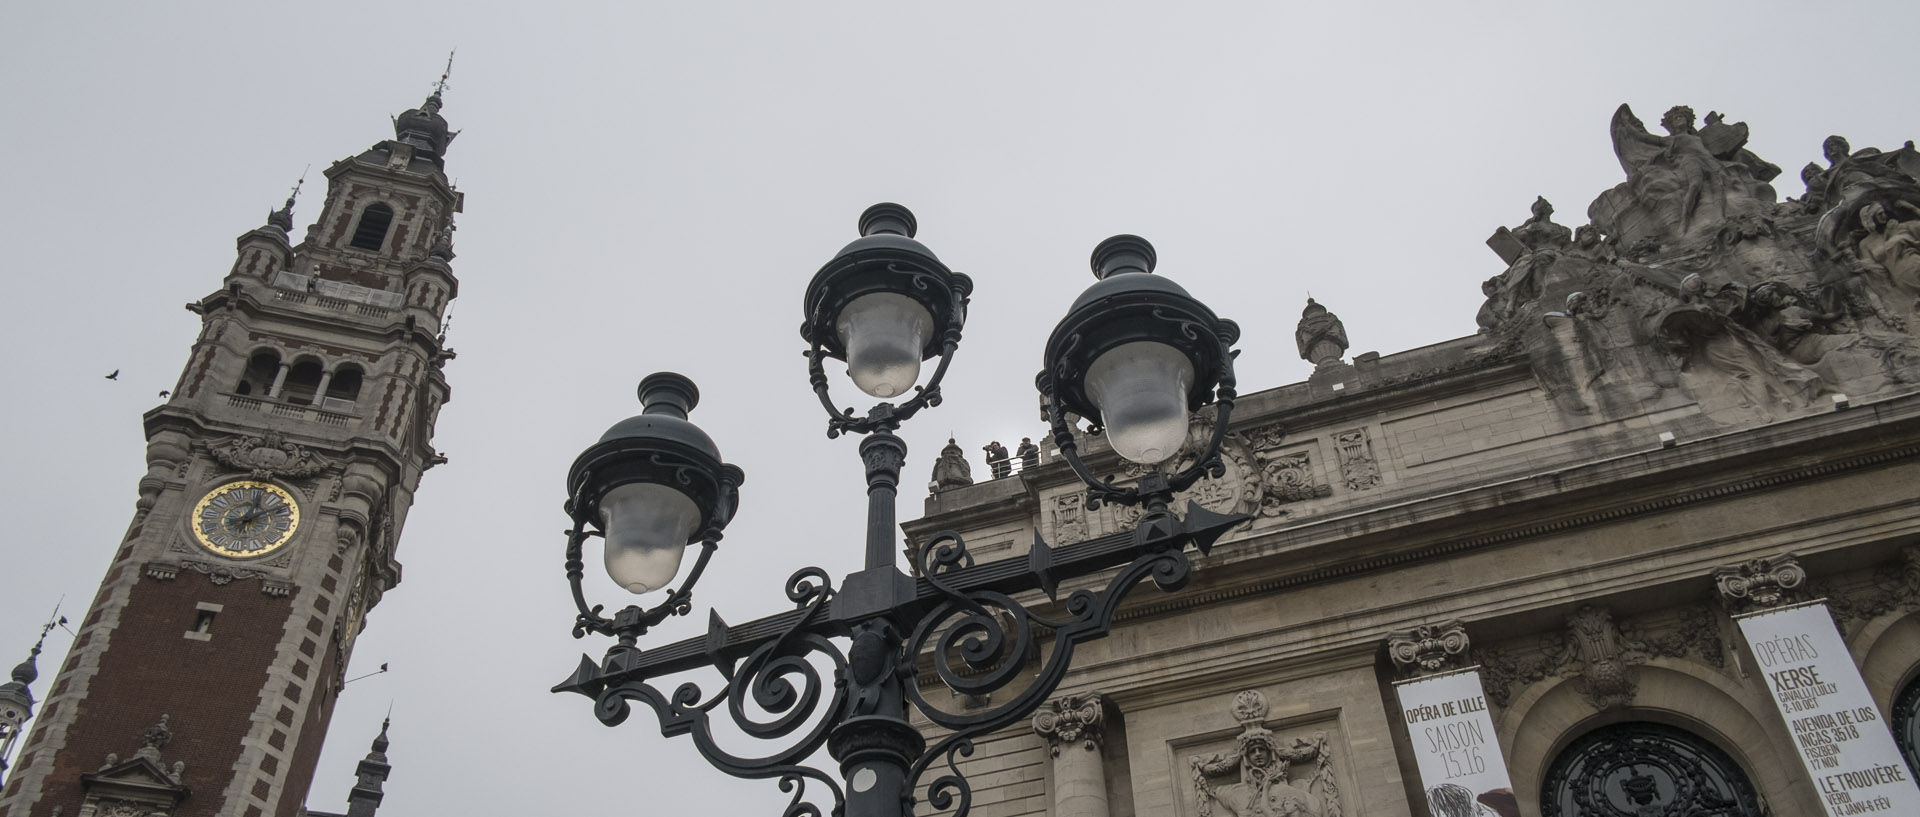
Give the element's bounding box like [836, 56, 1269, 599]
[0, 88, 462, 817]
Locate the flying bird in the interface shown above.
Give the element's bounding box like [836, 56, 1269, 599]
[105, 370, 119, 380]
[158, 390, 171, 398]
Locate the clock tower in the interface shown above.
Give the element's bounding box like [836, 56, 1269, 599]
[0, 88, 462, 817]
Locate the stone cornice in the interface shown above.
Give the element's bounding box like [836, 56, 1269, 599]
[986, 391, 1920, 695]
[1115, 392, 1920, 622]
[904, 351, 1532, 539]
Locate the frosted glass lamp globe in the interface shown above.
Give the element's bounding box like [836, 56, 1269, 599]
[1084, 340, 1194, 465]
[836, 292, 932, 398]
[599, 481, 703, 595]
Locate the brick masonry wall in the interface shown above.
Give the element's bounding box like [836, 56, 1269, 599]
[29, 571, 289, 817]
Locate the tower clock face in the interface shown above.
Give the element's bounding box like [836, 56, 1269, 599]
[191, 480, 302, 557]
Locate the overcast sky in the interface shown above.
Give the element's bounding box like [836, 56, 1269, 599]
[1, 2, 1914, 814]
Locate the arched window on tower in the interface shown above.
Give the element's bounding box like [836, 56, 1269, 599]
[236, 350, 282, 397]
[321, 365, 364, 413]
[349, 203, 394, 251]
[280, 358, 325, 405]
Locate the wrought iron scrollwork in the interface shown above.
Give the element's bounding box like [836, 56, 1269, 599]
[900, 528, 1198, 816]
[560, 565, 851, 817]
[1541, 721, 1765, 817]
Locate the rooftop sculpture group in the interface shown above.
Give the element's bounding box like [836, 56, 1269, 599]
[1478, 103, 1920, 425]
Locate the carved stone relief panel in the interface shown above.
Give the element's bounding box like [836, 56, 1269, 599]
[1258, 449, 1331, 517]
[1477, 604, 1723, 711]
[1813, 545, 1920, 627]
[1050, 493, 1090, 545]
[1332, 429, 1381, 492]
[1181, 690, 1345, 817]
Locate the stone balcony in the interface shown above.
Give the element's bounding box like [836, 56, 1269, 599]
[223, 394, 357, 428]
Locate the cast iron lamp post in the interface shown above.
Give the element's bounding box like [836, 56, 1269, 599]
[554, 204, 1245, 817]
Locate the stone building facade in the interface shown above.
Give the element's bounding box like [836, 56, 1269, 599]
[902, 104, 1920, 816]
[0, 89, 460, 817]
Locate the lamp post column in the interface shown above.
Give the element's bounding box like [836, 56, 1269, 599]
[859, 430, 907, 571]
[830, 428, 922, 817]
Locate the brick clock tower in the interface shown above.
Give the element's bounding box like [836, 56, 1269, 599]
[0, 89, 462, 817]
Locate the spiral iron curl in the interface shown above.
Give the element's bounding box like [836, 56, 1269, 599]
[583, 567, 850, 816]
[923, 740, 977, 815]
[903, 543, 1196, 816]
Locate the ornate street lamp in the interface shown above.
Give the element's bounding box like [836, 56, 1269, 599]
[1039, 234, 1241, 514]
[564, 372, 743, 640]
[554, 206, 1246, 817]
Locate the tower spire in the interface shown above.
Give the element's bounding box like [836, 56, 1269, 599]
[432, 50, 454, 100]
[344, 717, 393, 817]
[0, 605, 63, 785]
[393, 56, 458, 167]
[266, 167, 307, 233]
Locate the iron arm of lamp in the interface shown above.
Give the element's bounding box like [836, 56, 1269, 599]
[554, 501, 1245, 693]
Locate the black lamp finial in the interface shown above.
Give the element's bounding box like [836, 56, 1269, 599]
[637, 372, 699, 420]
[858, 203, 918, 238]
[1089, 235, 1157, 280]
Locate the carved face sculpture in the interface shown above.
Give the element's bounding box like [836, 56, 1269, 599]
[1532, 197, 1553, 221]
[1245, 738, 1274, 771]
[1575, 225, 1601, 249]
[1825, 135, 1852, 166]
[1661, 106, 1695, 135]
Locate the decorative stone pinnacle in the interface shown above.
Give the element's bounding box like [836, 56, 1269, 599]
[1295, 298, 1350, 370]
[134, 714, 173, 762]
[637, 373, 699, 419]
[857, 203, 917, 238]
[1386, 620, 1471, 676]
[1089, 235, 1156, 279]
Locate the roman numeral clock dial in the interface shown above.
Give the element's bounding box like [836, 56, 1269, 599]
[190, 480, 302, 558]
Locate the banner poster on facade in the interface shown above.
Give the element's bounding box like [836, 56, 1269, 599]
[1735, 601, 1920, 816]
[1394, 667, 1518, 817]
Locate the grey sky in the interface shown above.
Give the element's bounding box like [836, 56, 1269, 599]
[1, 2, 1913, 813]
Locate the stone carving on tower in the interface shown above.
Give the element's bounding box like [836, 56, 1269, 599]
[76, 715, 188, 817]
[0, 82, 462, 817]
[1474, 103, 1920, 426]
[1190, 690, 1342, 817]
[204, 432, 336, 480]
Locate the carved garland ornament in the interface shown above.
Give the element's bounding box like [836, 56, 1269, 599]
[205, 432, 334, 480]
[1477, 604, 1724, 710]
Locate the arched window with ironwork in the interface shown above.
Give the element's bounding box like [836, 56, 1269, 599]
[1894, 673, 1920, 776]
[1541, 721, 1766, 816]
